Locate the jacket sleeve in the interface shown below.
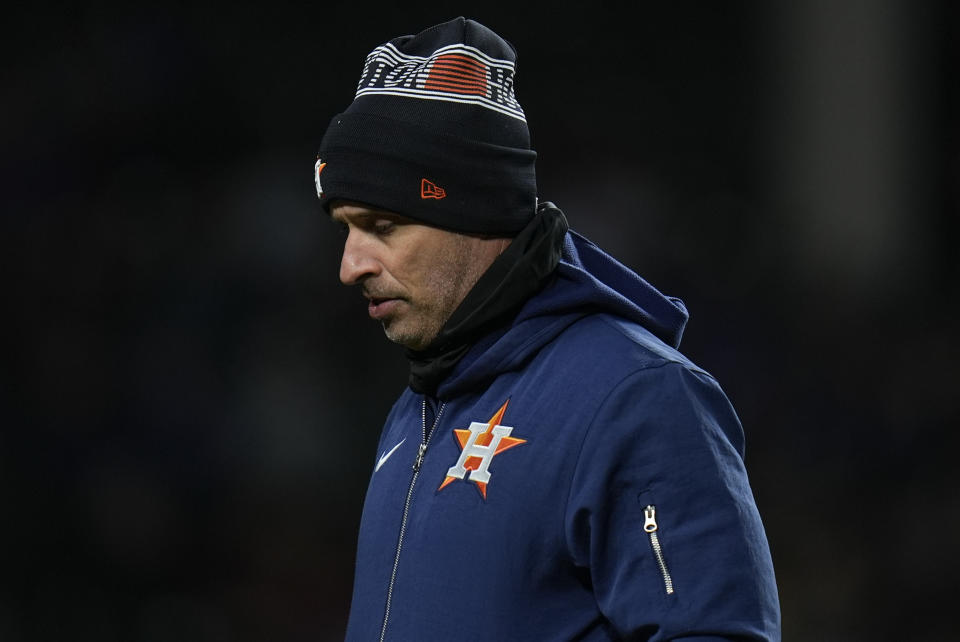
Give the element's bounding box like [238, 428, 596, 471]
[563, 361, 781, 641]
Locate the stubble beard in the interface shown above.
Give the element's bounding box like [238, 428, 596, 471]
[381, 235, 488, 352]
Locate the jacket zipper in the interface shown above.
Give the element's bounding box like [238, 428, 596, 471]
[643, 505, 675, 595]
[379, 399, 446, 642]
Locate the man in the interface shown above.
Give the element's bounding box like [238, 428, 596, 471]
[316, 17, 780, 641]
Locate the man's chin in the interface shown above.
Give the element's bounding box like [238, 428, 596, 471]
[382, 322, 434, 352]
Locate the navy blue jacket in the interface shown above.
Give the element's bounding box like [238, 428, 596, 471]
[345, 230, 781, 641]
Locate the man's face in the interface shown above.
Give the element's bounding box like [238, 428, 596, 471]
[331, 201, 506, 351]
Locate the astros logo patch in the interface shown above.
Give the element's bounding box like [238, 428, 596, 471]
[438, 399, 526, 499]
[314, 158, 327, 199]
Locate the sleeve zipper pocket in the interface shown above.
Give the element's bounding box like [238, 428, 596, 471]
[643, 505, 675, 595]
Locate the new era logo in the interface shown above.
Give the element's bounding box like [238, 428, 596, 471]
[421, 178, 446, 200]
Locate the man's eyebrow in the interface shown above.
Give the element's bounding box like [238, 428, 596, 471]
[354, 212, 410, 225]
[330, 208, 411, 227]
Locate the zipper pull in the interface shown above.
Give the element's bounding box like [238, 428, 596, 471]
[412, 442, 428, 472]
[642, 504, 675, 595]
[643, 505, 658, 533]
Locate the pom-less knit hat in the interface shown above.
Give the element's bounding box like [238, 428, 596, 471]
[315, 17, 537, 236]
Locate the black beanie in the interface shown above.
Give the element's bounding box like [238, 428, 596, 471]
[315, 17, 537, 236]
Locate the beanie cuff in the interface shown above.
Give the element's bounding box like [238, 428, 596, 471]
[317, 112, 537, 236]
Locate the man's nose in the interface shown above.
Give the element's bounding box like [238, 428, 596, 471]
[339, 230, 380, 285]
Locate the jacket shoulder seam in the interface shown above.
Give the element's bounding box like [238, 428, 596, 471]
[594, 314, 712, 376]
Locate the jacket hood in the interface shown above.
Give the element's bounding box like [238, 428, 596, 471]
[436, 218, 689, 398]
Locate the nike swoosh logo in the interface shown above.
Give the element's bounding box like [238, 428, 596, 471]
[375, 438, 406, 472]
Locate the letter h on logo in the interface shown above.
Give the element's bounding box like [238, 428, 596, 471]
[445, 422, 514, 485]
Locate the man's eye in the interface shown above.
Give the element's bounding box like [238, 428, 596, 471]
[374, 221, 395, 235]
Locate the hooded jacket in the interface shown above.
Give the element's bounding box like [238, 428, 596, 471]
[344, 214, 781, 641]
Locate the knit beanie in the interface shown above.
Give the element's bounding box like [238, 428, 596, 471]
[315, 17, 537, 236]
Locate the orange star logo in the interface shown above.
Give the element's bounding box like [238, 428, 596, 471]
[438, 399, 526, 499]
[314, 159, 327, 198]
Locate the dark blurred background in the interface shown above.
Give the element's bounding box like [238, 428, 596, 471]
[3, 1, 957, 640]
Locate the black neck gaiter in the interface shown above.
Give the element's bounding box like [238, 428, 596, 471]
[405, 202, 569, 396]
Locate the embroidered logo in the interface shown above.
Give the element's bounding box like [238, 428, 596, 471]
[421, 178, 446, 200]
[314, 159, 327, 199]
[438, 399, 526, 499]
